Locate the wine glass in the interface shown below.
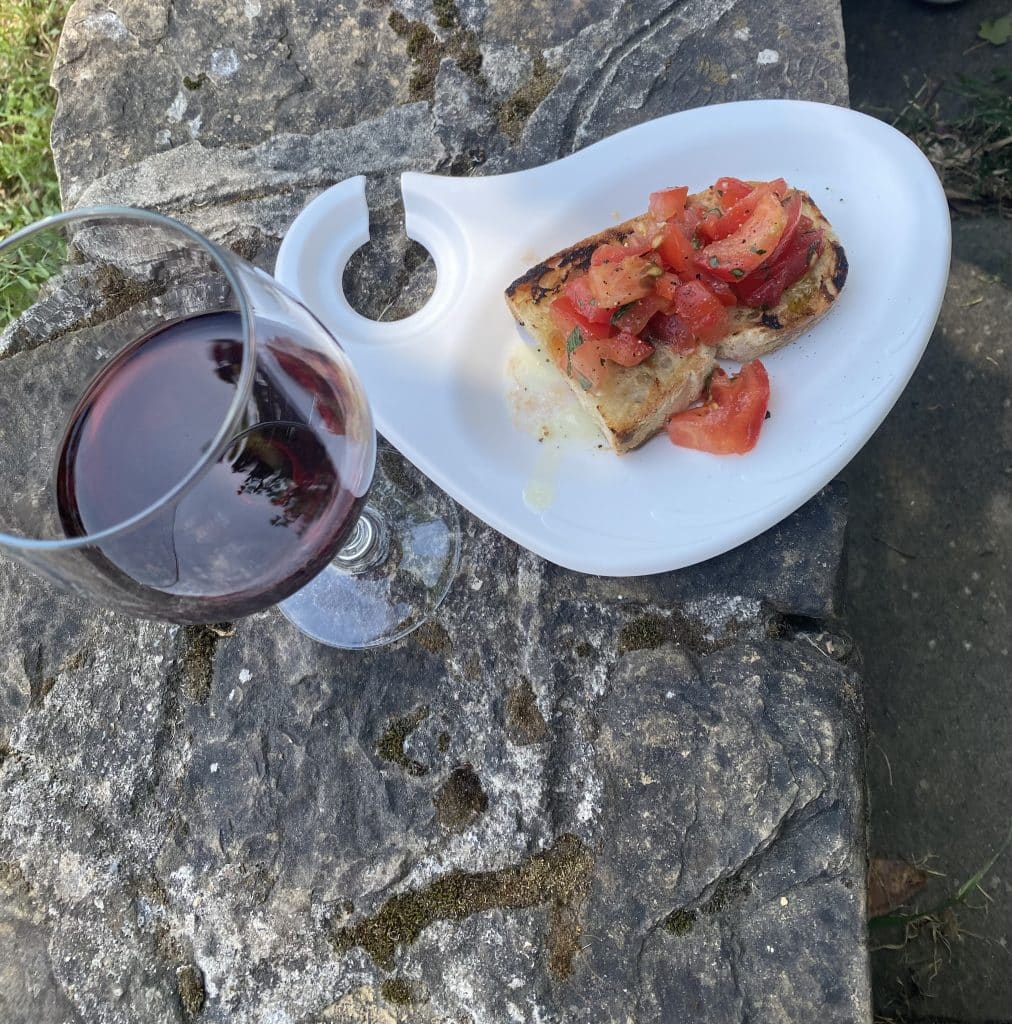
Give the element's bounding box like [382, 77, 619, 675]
[0, 207, 460, 648]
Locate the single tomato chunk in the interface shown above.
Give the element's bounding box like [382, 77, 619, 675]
[549, 295, 614, 340]
[681, 204, 705, 237]
[648, 186, 689, 222]
[587, 248, 657, 307]
[603, 329, 654, 367]
[568, 331, 614, 389]
[713, 176, 752, 210]
[591, 241, 650, 265]
[657, 221, 696, 277]
[684, 269, 737, 306]
[688, 199, 724, 242]
[666, 361, 771, 454]
[670, 281, 728, 345]
[733, 222, 824, 308]
[549, 297, 615, 389]
[610, 293, 667, 336]
[653, 272, 681, 303]
[642, 311, 696, 354]
[753, 191, 803, 268]
[695, 191, 787, 282]
[562, 274, 615, 324]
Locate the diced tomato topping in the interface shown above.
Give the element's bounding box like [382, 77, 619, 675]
[684, 269, 737, 306]
[603, 329, 654, 367]
[681, 205, 705, 236]
[700, 188, 761, 242]
[666, 361, 771, 454]
[648, 186, 688, 222]
[754, 191, 803, 269]
[699, 180, 791, 243]
[713, 177, 752, 210]
[643, 312, 696, 354]
[690, 203, 724, 242]
[695, 191, 788, 282]
[611, 293, 667, 336]
[658, 221, 696, 277]
[670, 281, 727, 345]
[567, 332, 614, 389]
[562, 274, 614, 324]
[591, 241, 650, 266]
[733, 223, 824, 308]
[587, 251, 657, 307]
[653, 272, 681, 302]
[549, 294, 615, 340]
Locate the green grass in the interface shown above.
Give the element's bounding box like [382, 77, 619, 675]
[893, 71, 1012, 217]
[0, 0, 69, 239]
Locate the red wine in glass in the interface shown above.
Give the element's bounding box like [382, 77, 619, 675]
[55, 310, 369, 621]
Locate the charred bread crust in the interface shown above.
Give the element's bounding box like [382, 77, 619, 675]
[505, 187, 846, 453]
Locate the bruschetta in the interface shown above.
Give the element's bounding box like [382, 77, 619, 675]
[505, 177, 848, 454]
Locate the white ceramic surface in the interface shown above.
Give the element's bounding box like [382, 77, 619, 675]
[275, 99, 950, 576]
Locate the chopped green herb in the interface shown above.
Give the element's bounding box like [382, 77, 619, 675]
[749, 246, 766, 255]
[576, 372, 594, 391]
[610, 303, 634, 326]
[731, 268, 744, 279]
[702, 369, 714, 398]
[707, 206, 722, 216]
[565, 328, 584, 377]
[691, 236, 702, 250]
[708, 256, 719, 268]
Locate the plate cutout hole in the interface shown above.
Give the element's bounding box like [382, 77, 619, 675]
[341, 204, 436, 322]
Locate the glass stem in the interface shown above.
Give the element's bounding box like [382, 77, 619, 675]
[333, 505, 389, 574]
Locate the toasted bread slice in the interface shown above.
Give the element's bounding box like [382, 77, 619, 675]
[505, 187, 847, 453]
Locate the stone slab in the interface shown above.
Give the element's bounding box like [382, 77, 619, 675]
[0, 2, 867, 1021]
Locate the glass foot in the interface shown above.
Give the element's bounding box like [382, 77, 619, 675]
[278, 447, 461, 649]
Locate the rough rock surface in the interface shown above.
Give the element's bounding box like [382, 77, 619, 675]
[0, 1, 866, 1021]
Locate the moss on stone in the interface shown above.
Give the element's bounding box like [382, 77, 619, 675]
[376, 706, 429, 776]
[504, 677, 549, 745]
[668, 607, 717, 653]
[455, 32, 483, 78]
[388, 6, 483, 102]
[176, 963, 206, 1021]
[498, 56, 560, 141]
[415, 621, 451, 656]
[617, 615, 668, 653]
[433, 763, 488, 830]
[702, 873, 752, 914]
[662, 908, 697, 936]
[380, 977, 417, 1006]
[175, 625, 223, 704]
[331, 834, 593, 975]
[433, 0, 459, 30]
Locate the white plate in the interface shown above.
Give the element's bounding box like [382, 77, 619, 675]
[275, 99, 950, 576]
